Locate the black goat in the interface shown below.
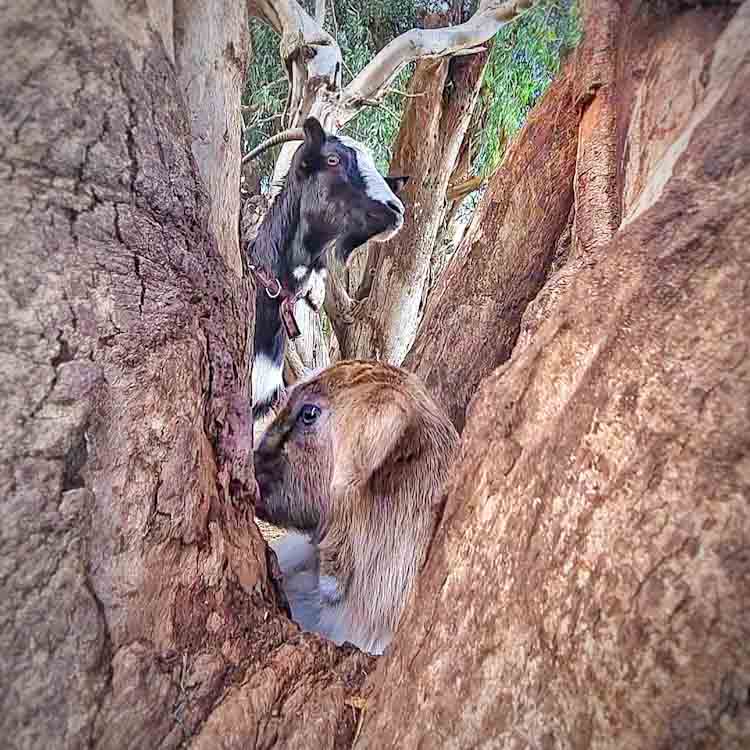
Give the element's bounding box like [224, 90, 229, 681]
[245, 117, 409, 417]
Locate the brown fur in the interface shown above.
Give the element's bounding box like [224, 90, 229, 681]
[254, 360, 459, 654]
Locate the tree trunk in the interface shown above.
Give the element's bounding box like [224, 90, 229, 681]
[1, 3, 371, 748]
[330, 47, 490, 364]
[403, 54, 580, 430]
[356, 2, 750, 747]
[174, 0, 248, 274]
[6, 2, 748, 749]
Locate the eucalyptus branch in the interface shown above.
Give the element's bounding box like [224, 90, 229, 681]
[336, 0, 534, 125]
[362, 99, 400, 121]
[385, 87, 427, 98]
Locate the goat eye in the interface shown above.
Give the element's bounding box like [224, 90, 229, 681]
[298, 404, 321, 426]
[326, 154, 340, 167]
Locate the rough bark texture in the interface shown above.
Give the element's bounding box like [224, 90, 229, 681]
[331, 47, 490, 364]
[1, 3, 371, 748]
[357, 3, 750, 748]
[519, 0, 736, 351]
[516, 0, 621, 353]
[6, 1, 748, 748]
[175, 0, 248, 274]
[404, 57, 580, 430]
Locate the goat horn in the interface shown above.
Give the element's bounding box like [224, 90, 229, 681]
[242, 127, 306, 163]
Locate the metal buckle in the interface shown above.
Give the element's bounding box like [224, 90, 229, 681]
[249, 265, 282, 299]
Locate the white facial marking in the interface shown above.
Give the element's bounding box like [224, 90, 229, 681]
[252, 351, 284, 406]
[337, 135, 405, 215]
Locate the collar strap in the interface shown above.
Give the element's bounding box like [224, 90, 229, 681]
[249, 264, 282, 299]
[249, 265, 303, 340]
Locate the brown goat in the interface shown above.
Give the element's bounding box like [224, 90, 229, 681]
[254, 360, 459, 655]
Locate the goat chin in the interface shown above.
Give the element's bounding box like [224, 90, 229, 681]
[370, 215, 404, 243]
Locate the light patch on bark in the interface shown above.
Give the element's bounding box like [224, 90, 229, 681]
[624, 3, 748, 226]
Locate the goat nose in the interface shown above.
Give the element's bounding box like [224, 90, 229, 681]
[386, 199, 403, 215]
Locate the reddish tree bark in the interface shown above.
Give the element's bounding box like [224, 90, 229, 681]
[403, 58, 580, 430]
[5, 2, 748, 749]
[1, 4, 371, 748]
[358, 2, 749, 747]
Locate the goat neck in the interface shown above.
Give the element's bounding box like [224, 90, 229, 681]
[248, 174, 333, 296]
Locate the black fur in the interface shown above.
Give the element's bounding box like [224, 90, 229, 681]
[245, 118, 409, 417]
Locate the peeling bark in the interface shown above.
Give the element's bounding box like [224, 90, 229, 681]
[332, 47, 490, 364]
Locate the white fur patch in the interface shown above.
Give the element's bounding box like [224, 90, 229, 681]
[271, 532, 317, 575]
[271, 533, 321, 632]
[337, 135, 405, 215]
[252, 351, 283, 406]
[292, 265, 309, 281]
[305, 268, 327, 311]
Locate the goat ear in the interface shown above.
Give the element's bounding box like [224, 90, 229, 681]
[386, 175, 410, 194]
[331, 395, 411, 494]
[301, 117, 326, 160]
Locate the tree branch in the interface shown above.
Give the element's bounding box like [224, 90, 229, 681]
[248, 0, 344, 190]
[323, 251, 356, 353]
[315, 0, 326, 26]
[245, 0, 534, 372]
[336, 0, 533, 124]
[447, 174, 485, 202]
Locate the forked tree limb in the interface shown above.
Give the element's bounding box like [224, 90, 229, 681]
[246, 0, 533, 194]
[247, 0, 534, 139]
[248, 0, 341, 139]
[336, 0, 534, 125]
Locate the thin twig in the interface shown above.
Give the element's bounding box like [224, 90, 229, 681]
[240, 109, 248, 150]
[246, 112, 283, 129]
[330, 0, 339, 39]
[385, 87, 427, 98]
[252, 75, 287, 96]
[341, 55, 357, 82]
